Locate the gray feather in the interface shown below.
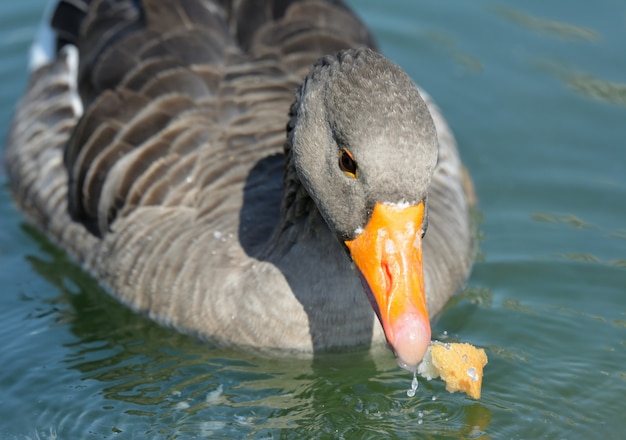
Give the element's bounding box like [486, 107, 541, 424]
[5, 0, 474, 353]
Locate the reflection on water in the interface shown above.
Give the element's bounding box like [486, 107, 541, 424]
[444, 285, 493, 311]
[532, 211, 626, 268]
[531, 212, 598, 230]
[561, 73, 626, 107]
[537, 61, 626, 107]
[493, 6, 626, 109]
[484, 344, 528, 365]
[494, 6, 600, 42]
[21, 224, 494, 438]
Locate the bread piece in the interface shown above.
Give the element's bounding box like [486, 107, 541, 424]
[417, 341, 488, 399]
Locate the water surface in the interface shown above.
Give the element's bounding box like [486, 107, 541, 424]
[1, 0, 625, 438]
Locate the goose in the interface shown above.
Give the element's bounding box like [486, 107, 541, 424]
[5, 0, 474, 371]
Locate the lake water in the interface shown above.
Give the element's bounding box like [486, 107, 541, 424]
[1, 0, 625, 438]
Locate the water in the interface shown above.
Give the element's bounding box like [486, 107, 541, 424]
[407, 373, 419, 398]
[1, 0, 625, 438]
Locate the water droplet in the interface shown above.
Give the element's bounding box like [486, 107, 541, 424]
[431, 395, 437, 401]
[467, 367, 479, 382]
[418, 419, 423, 425]
[213, 231, 223, 240]
[462, 354, 468, 362]
[407, 373, 419, 397]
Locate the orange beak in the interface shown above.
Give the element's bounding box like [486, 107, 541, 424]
[345, 201, 430, 371]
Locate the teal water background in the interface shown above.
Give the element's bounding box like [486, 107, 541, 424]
[1, 0, 625, 438]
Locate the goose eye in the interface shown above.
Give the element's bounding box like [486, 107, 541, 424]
[339, 148, 358, 178]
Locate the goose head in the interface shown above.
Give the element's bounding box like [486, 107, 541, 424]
[289, 48, 439, 370]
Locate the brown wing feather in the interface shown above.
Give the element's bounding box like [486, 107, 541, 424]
[59, 0, 375, 238]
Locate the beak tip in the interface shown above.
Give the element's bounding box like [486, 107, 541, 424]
[387, 315, 431, 372]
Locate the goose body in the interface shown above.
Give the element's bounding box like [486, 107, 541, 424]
[6, 0, 473, 368]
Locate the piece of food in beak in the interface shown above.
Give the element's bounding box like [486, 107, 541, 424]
[345, 201, 430, 371]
